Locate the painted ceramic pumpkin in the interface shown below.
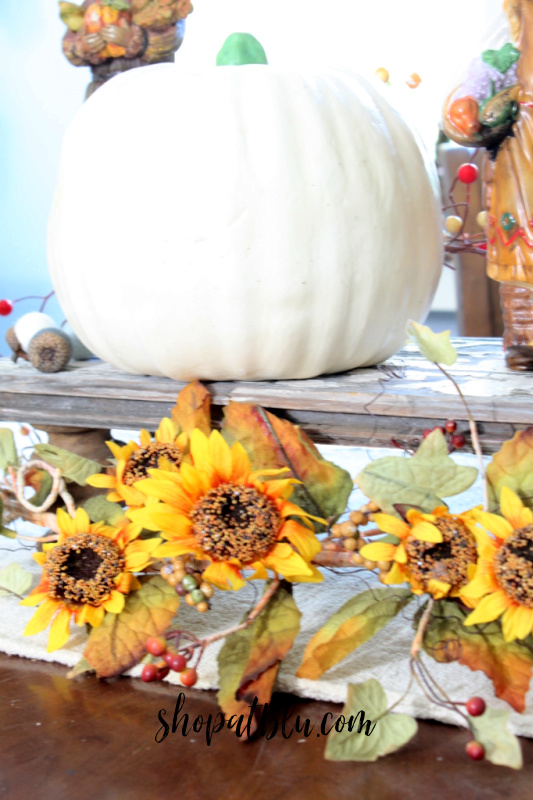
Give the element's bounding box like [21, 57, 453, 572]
[48, 63, 443, 380]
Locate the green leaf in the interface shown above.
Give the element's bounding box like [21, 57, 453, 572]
[216, 32, 268, 66]
[0, 428, 18, 470]
[324, 679, 417, 761]
[482, 43, 520, 74]
[83, 496, 126, 525]
[470, 708, 523, 769]
[218, 582, 301, 736]
[222, 403, 353, 525]
[486, 428, 533, 511]
[67, 657, 95, 679]
[296, 588, 413, 680]
[414, 428, 449, 460]
[0, 563, 33, 597]
[0, 527, 17, 539]
[84, 577, 179, 678]
[33, 443, 101, 486]
[420, 598, 533, 713]
[356, 453, 477, 516]
[58, 1, 85, 32]
[406, 321, 457, 365]
[26, 468, 53, 507]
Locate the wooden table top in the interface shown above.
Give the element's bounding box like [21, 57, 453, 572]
[1, 652, 531, 800]
[1, 338, 532, 453]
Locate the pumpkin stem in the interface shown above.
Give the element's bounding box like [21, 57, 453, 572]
[216, 32, 268, 66]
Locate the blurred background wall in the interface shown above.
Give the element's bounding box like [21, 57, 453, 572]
[0, 0, 503, 354]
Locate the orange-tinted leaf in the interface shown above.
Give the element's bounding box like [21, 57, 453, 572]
[171, 381, 211, 436]
[222, 403, 352, 522]
[84, 577, 179, 678]
[217, 582, 301, 737]
[422, 599, 533, 713]
[296, 588, 413, 680]
[25, 467, 54, 507]
[486, 428, 533, 511]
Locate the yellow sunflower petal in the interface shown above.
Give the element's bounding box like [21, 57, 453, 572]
[202, 561, 245, 590]
[280, 519, 321, 561]
[189, 428, 210, 467]
[246, 562, 269, 581]
[411, 521, 443, 543]
[475, 510, 514, 541]
[106, 491, 123, 503]
[155, 417, 178, 443]
[291, 564, 324, 583]
[20, 589, 50, 607]
[73, 507, 91, 534]
[139, 429, 151, 448]
[395, 542, 408, 564]
[426, 578, 451, 599]
[56, 507, 77, 537]
[83, 604, 106, 627]
[262, 543, 313, 579]
[502, 604, 533, 642]
[134, 477, 193, 511]
[359, 542, 397, 562]
[230, 441, 252, 481]
[464, 589, 512, 626]
[207, 430, 233, 481]
[23, 598, 61, 636]
[107, 440, 130, 460]
[500, 486, 533, 530]
[103, 590, 126, 614]
[47, 606, 73, 652]
[383, 562, 409, 585]
[178, 462, 212, 502]
[153, 540, 200, 559]
[33, 552, 47, 566]
[257, 479, 295, 500]
[373, 513, 409, 539]
[86, 473, 117, 489]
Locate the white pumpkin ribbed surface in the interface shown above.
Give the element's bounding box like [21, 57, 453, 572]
[48, 63, 443, 380]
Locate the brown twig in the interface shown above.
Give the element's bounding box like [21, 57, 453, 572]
[410, 597, 434, 658]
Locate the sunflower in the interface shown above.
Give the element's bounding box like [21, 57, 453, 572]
[128, 429, 323, 590]
[360, 506, 479, 599]
[20, 508, 160, 651]
[462, 487, 533, 641]
[87, 417, 187, 508]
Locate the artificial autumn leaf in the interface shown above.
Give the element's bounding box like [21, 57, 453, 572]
[0, 428, 18, 470]
[83, 495, 126, 525]
[58, 1, 85, 31]
[25, 467, 53, 507]
[217, 582, 301, 737]
[33, 443, 101, 486]
[414, 428, 449, 459]
[171, 381, 211, 436]
[420, 599, 533, 713]
[0, 563, 32, 597]
[222, 403, 352, 522]
[296, 588, 413, 680]
[486, 428, 533, 511]
[67, 657, 95, 679]
[84, 577, 179, 678]
[470, 707, 523, 769]
[324, 679, 417, 762]
[407, 320, 457, 365]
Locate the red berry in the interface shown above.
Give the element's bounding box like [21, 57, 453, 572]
[457, 163, 479, 184]
[156, 665, 170, 680]
[0, 299, 13, 316]
[145, 636, 167, 657]
[466, 741, 485, 761]
[433, 426, 446, 436]
[466, 697, 486, 717]
[162, 651, 187, 672]
[141, 663, 159, 682]
[422, 429, 433, 439]
[451, 434, 466, 449]
[180, 667, 198, 687]
[444, 420, 457, 434]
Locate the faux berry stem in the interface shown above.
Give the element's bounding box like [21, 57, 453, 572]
[435, 364, 488, 512]
[10, 460, 76, 517]
[410, 597, 434, 658]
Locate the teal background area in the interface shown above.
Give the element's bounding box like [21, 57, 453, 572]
[0, 3, 87, 355]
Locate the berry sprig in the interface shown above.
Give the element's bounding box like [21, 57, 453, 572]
[0, 291, 55, 316]
[141, 636, 198, 687]
[443, 159, 488, 259]
[326, 503, 392, 580]
[160, 557, 214, 613]
[422, 420, 467, 453]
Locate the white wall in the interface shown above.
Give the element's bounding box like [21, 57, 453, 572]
[0, 1, 505, 346]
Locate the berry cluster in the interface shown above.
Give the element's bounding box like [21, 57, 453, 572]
[141, 636, 198, 687]
[160, 557, 214, 613]
[465, 696, 487, 761]
[328, 503, 392, 580]
[422, 420, 466, 453]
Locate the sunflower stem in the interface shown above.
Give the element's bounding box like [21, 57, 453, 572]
[410, 597, 434, 658]
[435, 364, 488, 512]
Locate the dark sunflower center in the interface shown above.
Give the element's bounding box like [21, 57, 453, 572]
[404, 517, 477, 590]
[123, 442, 183, 485]
[191, 484, 281, 563]
[494, 524, 533, 608]
[45, 532, 125, 607]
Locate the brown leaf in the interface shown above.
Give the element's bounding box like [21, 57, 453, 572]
[422, 599, 533, 712]
[171, 381, 211, 436]
[217, 582, 301, 736]
[486, 428, 533, 510]
[222, 403, 353, 521]
[84, 577, 179, 678]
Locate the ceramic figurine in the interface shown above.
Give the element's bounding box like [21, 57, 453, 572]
[443, 0, 533, 370]
[59, 0, 193, 98]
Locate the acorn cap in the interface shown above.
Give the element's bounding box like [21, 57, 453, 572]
[5, 327, 28, 362]
[27, 328, 72, 373]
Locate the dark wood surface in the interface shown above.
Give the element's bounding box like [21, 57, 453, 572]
[1, 338, 533, 453]
[1, 652, 531, 800]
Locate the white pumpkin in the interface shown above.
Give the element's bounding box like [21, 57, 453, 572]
[48, 63, 442, 380]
